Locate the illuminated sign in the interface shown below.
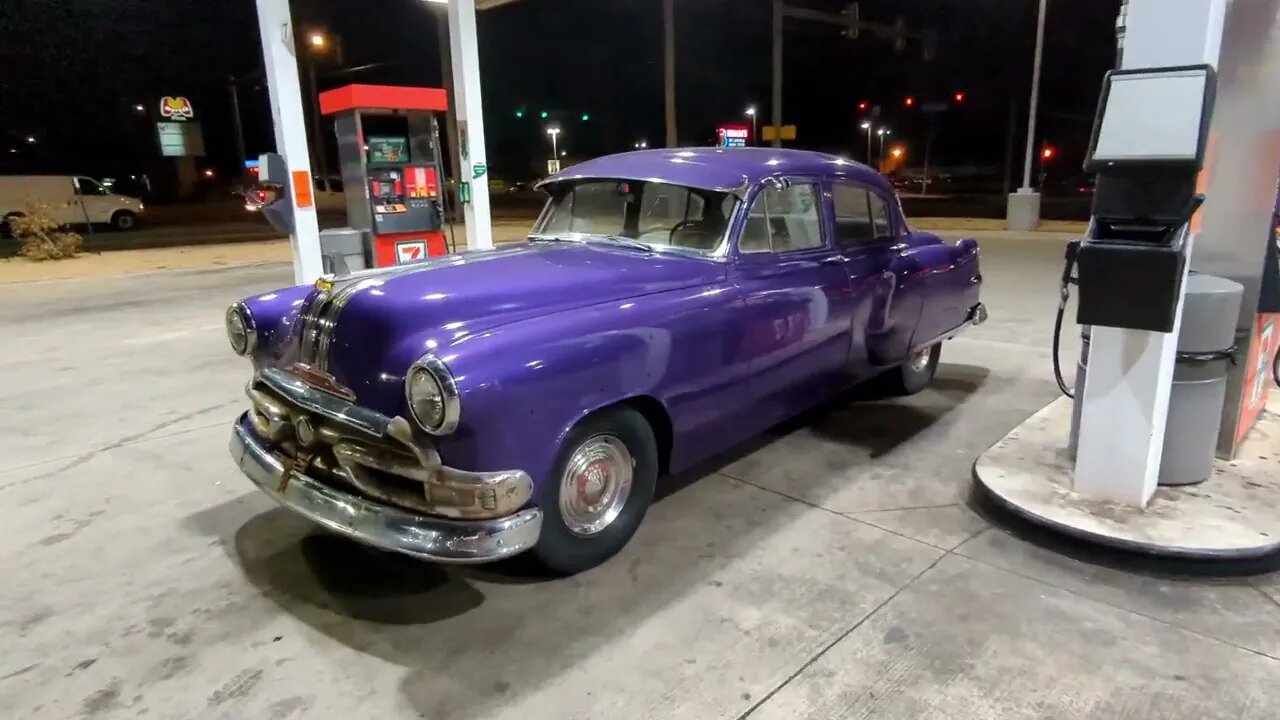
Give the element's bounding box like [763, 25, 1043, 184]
[159, 96, 195, 121]
[156, 122, 205, 157]
[716, 124, 750, 148]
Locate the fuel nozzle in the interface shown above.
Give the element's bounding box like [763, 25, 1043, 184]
[1059, 239, 1081, 307]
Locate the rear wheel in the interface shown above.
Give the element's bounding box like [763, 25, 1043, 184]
[532, 407, 658, 575]
[886, 343, 941, 396]
[110, 210, 137, 231]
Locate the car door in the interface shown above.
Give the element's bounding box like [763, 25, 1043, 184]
[73, 177, 111, 224]
[830, 181, 920, 368]
[731, 177, 854, 425]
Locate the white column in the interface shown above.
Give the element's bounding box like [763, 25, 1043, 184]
[1073, 0, 1227, 505]
[254, 0, 323, 284]
[447, 0, 494, 251]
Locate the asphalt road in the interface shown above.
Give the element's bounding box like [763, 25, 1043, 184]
[4, 234, 1279, 719]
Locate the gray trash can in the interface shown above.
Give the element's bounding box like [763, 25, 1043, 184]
[1158, 273, 1243, 486]
[319, 227, 368, 277]
[1068, 274, 1243, 486]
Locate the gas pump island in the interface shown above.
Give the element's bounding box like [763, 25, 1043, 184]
[319, 84, 452, 271]
[975, 58, 1280, 560]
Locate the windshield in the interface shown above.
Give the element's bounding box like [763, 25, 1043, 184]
[533, 179, 738, 255]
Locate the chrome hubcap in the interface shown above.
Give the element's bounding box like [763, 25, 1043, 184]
[558, 434, 633, 536]
[909, 347, 931, 373]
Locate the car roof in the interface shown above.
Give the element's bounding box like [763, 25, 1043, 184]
[537, 147, 893, 197]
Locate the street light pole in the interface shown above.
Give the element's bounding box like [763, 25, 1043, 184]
[663, 0, 677, 147]
[228, 75, 247, 172]
[770, 0, 783, 148]
[860, 122, 872, 165]
[745, 106, 758, 146]
[306, 58, 328, 191]
[1020, 0, 1048, 191]
[546, 127, 561, 162]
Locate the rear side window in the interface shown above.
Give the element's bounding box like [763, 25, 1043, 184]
[739, 183, 824, 254]
[869, 192, 893, 238]
[832, 183, 875, 247]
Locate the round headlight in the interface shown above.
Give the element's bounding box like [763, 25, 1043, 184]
[405, 357, 460, 435]
[225, 304, 256, 356]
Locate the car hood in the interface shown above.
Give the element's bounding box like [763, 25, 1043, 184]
[320, 241, 725, 409]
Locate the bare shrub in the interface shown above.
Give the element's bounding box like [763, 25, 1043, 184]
[9, 198, 82, 261]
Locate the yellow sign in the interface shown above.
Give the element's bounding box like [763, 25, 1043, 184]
[159, 96, 194, 121]
[760, 125, 797, 141]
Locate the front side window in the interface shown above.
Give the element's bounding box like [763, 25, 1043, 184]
[739, 182, 824, 254]
[75, 177, 107, 196]
[535, 179, 736, 255]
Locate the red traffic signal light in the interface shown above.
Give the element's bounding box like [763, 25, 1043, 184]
[858, 100, 869, 111]
[953, 91, 966, 103]
[1041, 145, 1056, 160]
[904, 96, 915, 107]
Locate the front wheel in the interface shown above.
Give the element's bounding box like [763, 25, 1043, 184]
[532, 407, 658, 575]
[887, 343, 941, 396]
[110, 210, 137, 231]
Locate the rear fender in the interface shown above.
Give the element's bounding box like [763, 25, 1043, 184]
[908, 235, 981, 349]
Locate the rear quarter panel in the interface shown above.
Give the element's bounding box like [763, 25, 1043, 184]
[906, 231, 981, 347]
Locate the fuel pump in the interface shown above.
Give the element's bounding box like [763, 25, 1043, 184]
[1052, 64, 1217, 396]
[319, 84, 452, 268]
[1075, 64, 1214, 332]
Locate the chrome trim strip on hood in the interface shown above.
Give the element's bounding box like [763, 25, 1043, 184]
[299, 247, 540, 371]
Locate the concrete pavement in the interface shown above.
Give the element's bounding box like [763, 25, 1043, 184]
[2, 234, 1279, 719]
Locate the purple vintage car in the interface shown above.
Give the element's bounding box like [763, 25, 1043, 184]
[226, 147, 985, 574]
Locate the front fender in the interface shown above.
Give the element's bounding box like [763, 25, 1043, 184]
[431, 282, 741, 494]
[435, 309, 673, 494]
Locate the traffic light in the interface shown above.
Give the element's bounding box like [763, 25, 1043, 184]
[515, 109, 524, 118]
[540, 110, 549, 119]
[858, 100, 869, 111]
[953, 91, 966, 103]
[904, 96, 915, 107]
[1041, 145, 1055, 160]
[581, 113, 590, 121]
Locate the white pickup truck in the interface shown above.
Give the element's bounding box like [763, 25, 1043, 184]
[0, 175, 146, 231]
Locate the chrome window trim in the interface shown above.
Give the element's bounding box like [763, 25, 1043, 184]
[405, 354, 462, 435]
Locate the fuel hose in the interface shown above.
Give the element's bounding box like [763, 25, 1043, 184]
[1053, 241, 1081, 399]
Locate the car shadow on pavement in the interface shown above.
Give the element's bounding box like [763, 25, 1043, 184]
[206, 360, 989, 719]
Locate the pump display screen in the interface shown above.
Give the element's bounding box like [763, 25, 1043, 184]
[1092, 69, 1208, 163]
[367, 135, 410, 164]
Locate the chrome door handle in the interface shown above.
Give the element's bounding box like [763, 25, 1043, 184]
[819, 256, 844, 265]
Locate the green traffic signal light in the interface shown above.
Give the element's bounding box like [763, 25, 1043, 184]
[515, 109, 524, 118]
[581, 113, 590, 121]
[540, 110, 549, 119]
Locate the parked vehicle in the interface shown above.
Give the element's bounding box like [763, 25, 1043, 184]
[225, 148, 985, 574]
[0, 175, 145, 231]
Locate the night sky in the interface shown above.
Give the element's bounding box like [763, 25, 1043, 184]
[0, 0, 1119, 184]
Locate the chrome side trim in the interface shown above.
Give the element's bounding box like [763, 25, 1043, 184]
[230, 420, 542, 563]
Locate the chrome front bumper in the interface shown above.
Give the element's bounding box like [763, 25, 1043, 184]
[231, 418, 542, 563]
